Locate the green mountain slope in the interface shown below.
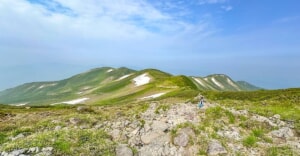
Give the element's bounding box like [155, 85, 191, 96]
[0, 67, 261, 106]
[236, 81, 262, 91]
[191, 74, 259, 91]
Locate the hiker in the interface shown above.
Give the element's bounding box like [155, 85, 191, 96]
[198, 96, 204, 108]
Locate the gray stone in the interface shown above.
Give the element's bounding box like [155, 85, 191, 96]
[110, 129, 120, 140]
[37, 147, 53, 156]
[10, 149, 26, 155]
[28, 147, 39, 153]
[69, 118, 81, 124]
[11, 133, 25, 141]
[79, 125, 89, 129]
[139, 143, 171, 156]
[273, 114, 281, 120]
[151, 121, 169, 132]
[54, 126, 62, 131]
[217, 127, 241, 141]
[141, 131, 164, 144]
[173, 131, 189, 147]
[271, 127, 294, 139]
[116, 144, 133, 156]
[207, 140, 227, 156]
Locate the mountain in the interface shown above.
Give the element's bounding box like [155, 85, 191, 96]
[0, 67, 260, 106]
[236, 81, 262, 91]
[191, 74, 261, 91]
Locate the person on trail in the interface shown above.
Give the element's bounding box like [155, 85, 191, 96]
[198, 96, 204, 108]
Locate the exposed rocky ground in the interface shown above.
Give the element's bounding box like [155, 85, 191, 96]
[1, 97, 300, 156]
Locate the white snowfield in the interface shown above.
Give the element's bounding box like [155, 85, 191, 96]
[140, 93, 166, 99]
[15, 103, 28, 106]
[116, 74, 133, 81]
[193, 77, 206, 87]
[62, 98, 90, 105]
[211, 77, 225, 89]
[38, 83, 57, 89]
[133, 73, 151, 86]
[107, 69, 114, 73]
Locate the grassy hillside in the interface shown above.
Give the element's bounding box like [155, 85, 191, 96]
[202, 88, 300, 131]
[0, 67, 261, 106]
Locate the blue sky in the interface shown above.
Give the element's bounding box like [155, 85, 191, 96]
[0, 0, 300, 90]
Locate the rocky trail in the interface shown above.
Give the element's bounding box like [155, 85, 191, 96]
[1, 98, 300, 156]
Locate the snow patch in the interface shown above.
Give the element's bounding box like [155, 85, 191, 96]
[38, 83, 57, 89]
[193, 77, 206, 87]
[62, 98, 90, 105]
[227, 78, 240, 90]
[107, 69, 114, 73]
[211, 77, 225, 89]
[140, 93, 166, 99]
[133, 73, 151, 86]
[14, 103, 28, 106]
[116, 74, 133, 81]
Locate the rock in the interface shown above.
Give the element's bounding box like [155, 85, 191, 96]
[110, 129, 120, 140]
[10, 149, 26, 155]
[139, 143, 173, 156]
[251, 115, 268, 123]
[28, 147, 39, 153]
[54, 126, 62, 131]
[11, 133, 25, 141]
[116, 144, 133, 156]
[36, 147, 53, 156]
[270, 127, 294, 139]
[1, 151, 9, 156]
[173, 132, 189, 147]
[79, 125, 89, 129]
[69, 118, 81, 124]
[207, 140, 227, 156]
[273, 114, 281, 120]
[217, 127, 241, 141]
[151, 121, 169, 132]
[141, 131, 164, 144]
[94, 124, 103, 129]
[51, 120, 60, 124]
[144, 123, 151, 132]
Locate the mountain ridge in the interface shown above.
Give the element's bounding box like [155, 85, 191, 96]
[0, 67, 261, 106]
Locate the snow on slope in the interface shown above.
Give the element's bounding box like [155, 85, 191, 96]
[62, 98, 90, 105]
[193, 77, 207, 88]
[133, 73, 151, 86]
[211, 77, 225, 89]
[227, 78, 240, 90]
[116, 74, 133, 81]
[38, 83, 57, 89]
[107, 69, 114, 73]
[14, 102, 28, 106]
[140, 93, 166, 99]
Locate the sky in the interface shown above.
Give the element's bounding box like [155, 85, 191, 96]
[0, 0, 300, 91]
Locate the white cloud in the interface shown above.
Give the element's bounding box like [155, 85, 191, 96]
[221, 5, 233, 11]
[198, 0, 227, 5]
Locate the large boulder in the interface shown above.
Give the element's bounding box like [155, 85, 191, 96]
[116, 144, 133, 156]
[173, 132, 189, 147]
[207, 140, 227, 156]
[270, 127, 294, 139]
[173, 128, 195, 147]
[141, 131, 164, 145]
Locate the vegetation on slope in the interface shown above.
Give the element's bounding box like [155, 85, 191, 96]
[202, 88, 300, 131]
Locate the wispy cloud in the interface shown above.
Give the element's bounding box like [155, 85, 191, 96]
[198, 0, 227, 5]
[221, 5, 233, 11]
